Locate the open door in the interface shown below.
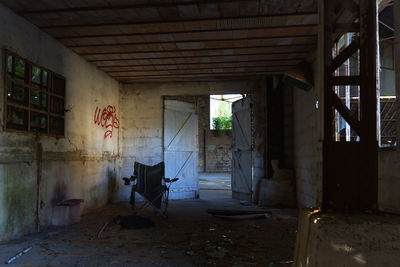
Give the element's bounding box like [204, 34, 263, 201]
[231, 97, 253, 201]
[163, 100, 199, 199]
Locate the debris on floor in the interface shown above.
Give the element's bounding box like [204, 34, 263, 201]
[5, 246, 32, 264]
[206, 246, 228, 258]
[240, 200, 253, 206]
[206, 209, 271, 216]
[114, 215, 155, 229]
[0, 190, 297, 266]
[214, 213, 269, 220]
[97, 220, 112, 239]
[206, 208, 272, 220]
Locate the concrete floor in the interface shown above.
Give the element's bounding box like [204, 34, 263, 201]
[199, 172, 231, 190]
[0, 190, 298, 266]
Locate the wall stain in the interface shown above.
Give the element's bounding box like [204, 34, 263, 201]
[2, 164, 36, 239]
[51, 180, 67, 206]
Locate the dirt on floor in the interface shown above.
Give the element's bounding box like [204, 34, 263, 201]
[0, 190, 298, 267]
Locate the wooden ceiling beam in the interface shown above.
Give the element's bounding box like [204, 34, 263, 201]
[65, 32, 317, 48]
[83, 45, 314, 61]
[17, 0, 258, 14]
[93, 53, 307, 67]
[121, 76, 263, 83]
[77, 43, 315, 56]
[122, 76, 265, 83]
[17, 1, 318, 17]
[106, 63, 297, 74]
[70, 37, 317, 56]
[68, 35, 317, 50]
[114, 70, 286, 80]
[98, 58, 302, 70]
[87, 51, 310, 63]
[39, 11, 318, 29]
[47, 14, 318, 38]
[109, 67, 292, 77]
[58, 25, 317, 42]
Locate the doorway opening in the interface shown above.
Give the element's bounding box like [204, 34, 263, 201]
[199, 94, 244, 194]
[163, 94, 252, 201]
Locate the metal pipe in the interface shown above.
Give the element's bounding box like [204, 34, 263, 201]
[5, 247, 32, 264]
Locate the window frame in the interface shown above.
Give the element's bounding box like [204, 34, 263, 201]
[377, 3, 397, 148]
[3, 49, 66, 137]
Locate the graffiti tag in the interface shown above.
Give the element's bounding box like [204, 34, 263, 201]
[94, 105, 120, 139]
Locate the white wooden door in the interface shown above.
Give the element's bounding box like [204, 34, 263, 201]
[163, 100, 199, 199]
[231, 97, 253, 201]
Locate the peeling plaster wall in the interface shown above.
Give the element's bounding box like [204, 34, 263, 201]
[120, 80, 264, 202]
[291, 56, 323, 209]
[293, 85, 319, 208]
[0, 4, 121, 241]
[378, 151, 400, 213]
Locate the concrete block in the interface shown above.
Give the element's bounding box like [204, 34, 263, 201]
[295, 210, 400, 267]
[258, 169, 296, 207]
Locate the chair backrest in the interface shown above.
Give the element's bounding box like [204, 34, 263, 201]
[133, 161, 165, 208]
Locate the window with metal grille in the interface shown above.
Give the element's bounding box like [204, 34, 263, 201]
[4, 50, 65, 136]
[330, 1, 396, 147]
[378, 1, 396, 147]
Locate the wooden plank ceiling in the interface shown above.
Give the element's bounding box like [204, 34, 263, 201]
[0, 0, 318, 83]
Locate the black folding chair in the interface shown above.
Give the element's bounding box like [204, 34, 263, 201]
[123, 162, 178, 218]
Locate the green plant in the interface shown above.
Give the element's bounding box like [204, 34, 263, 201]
[212, 116, 232, 130]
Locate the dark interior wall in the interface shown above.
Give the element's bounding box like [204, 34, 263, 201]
[259, 77, 296, 207]
[251, 82, 267, 194]
[266, 77, 295, 175]
[282, 84, 295, 169]
[292, 75, 319, 208]
[197, 96, 208, 172]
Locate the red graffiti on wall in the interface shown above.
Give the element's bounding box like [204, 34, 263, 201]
[94, 105, 120, 139]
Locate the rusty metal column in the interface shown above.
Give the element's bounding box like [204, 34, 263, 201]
[323, 0, 378, 211]
[359, 0, 378, 210]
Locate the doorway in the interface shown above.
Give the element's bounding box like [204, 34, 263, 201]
[163, 94, 254, 201]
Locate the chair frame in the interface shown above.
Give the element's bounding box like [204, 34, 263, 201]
[123, 164, 178, 218]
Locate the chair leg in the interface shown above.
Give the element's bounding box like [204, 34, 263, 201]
[130, 187, 136, 210]
[130, 188, 171, 218]
[164, 189, 169, 215]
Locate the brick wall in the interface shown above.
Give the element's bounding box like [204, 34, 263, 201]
[204, 130, 232, 172]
